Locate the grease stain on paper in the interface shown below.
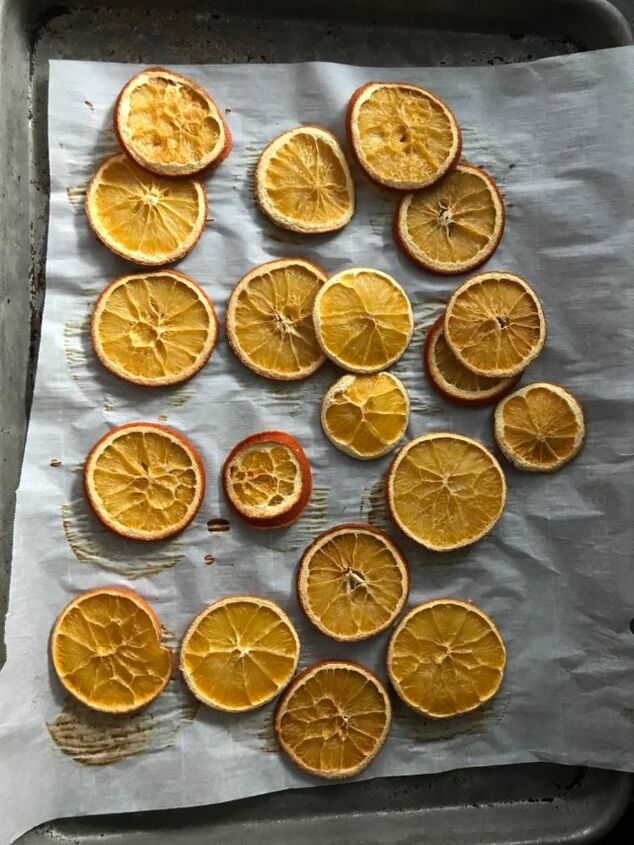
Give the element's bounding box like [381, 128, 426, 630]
[360, 477, 389, 531]
[207, 517, 230, 533]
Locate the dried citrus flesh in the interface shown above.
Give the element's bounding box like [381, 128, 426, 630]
[297, 524, 409, 641]
[388, 599, 506, 718]
[180, 596, 299, 712]
[50, 587, 172, 714]
[255, 125, 354, 233]
[444, 272, 546, 378]
[85, 153, 206, 266]
[314, 268, 413, 374]
[395, 163, 505, 274]
[494, 382, 585, 472]
[321, 372, 410, 459]
[386, 432, 506, 551]
[275, 660, 391, 778]
[347, 82, 461, 190]
[92, 270, 217, 387]
[225, 259, 326, 381]
[84, 423, 205, 541]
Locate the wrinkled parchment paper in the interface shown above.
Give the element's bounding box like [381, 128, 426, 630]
[1, 48, 633, 843]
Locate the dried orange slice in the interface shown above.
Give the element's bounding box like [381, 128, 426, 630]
[222, 431, 311, 528]
[275, 660, 391, 778]
[255, 125, 354, 233]
[395, 163, 504, 274]
[85, 153, 206, 266]
[444, 272, 546, 378]
[225, 258, 326, 381]
[314, 268, 413, 373]
[386, 432, 506, 551]
[347, 82, 461, 190]
[494, 382, 585, 472]
[297, 524, 409, 641]
[84, 422, 205, 541]
[180, 596, 299, 712]
[115, 67, 231, 177]
[321, 372, 410, 459]
[50, 587, 172, 714]
[387, 599, 506, 719]
[91, 270, 217, 387]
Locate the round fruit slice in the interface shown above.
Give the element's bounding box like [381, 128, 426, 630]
[225, 258, 327, 381]
[444, 272, 546, 378]
[386, 432, 506, 551]
[321, 372, 410, 459]
[85, 153, 207, 266]
[222, 431, 311, 528]
[91, 270, 217, 387]
[395, 163, 505, 274]
[275, 660, 391, 779]
[180, 596, 300, 712]
[297, 524, 409, 641]
[50, 586, 172, 714]
[424, 314, 519, 406]
[387, 598, 506, 719]
[255, 125, 355, 234]
[84, 422, 205, 541]
[346, 82, 461, 190]
[494, 382, 585, 472]
[314, 268, 413, 374]
[115, 66, 231, 177]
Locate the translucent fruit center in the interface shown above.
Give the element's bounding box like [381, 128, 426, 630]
[227, 443, 300, 515]
[501, 387, 579, 466]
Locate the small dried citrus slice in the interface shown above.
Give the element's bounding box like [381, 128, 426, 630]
[222, 431, 311, 528]
[255, 125, 354, 233]
[314, 268, 413, 374]
[91, 270, 217, 387]
[180, 596, 300, 712]
[85, 153, 206, 266]
[225, 259, 326, 381]
[321, 372, 410, 459]
[444, 272, 546, 378]
[115, 67, 231, 177]
[347, 82, 461, 190]
[297, 524, 409, 641]
[386, 432, 506, 551]
[84, 422, 205, 541]
[50, 586, 172, 714]
[494, 382, 585, 472]
[275, 660, 391, 778]
[395, 163, 504, 274]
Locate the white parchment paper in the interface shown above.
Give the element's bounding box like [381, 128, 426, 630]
[1, 48, 633, 843]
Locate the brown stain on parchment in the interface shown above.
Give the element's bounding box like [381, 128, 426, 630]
[65, 184, 88, 212]
[207, 517, 230, 533]
[204, 554, 215, 565]
[63, 314, 90, 379]
[256, 709, 279, 755]
[49, 459, 62, 467]
[360, 477, 389, 531]
[158, 414, 168, 421]
[168, 387, 194, 408]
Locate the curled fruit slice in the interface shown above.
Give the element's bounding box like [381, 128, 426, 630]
[50, 587, 172, 714]
[180, 596, 300, 712]
[275, 660, 391, 779]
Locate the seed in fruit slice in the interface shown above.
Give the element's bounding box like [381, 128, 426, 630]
[180, 596, 299, 712]
[50, 587, 172, 714]
[225, 259, 327, 381]
[314, 268, 413, 374]
[115, 66, 231, 177]
[297, 523, 409, 641]
[444, 272, 546, 378]
[395, 163, 505, 275]
[222, 431, 311, 528]
[386, 432, 506, 551]
[494, 382, 585, 472]
[346, 82, 461, 190]
[387, 599, 506, 719]
[84, 422, 205, 541]
[85, 153, 207, 266]
[321, 372, 410, 459]
[255, 125, 355, 234]
[91, 270, 217, 387]
[275, 660, 391, 778]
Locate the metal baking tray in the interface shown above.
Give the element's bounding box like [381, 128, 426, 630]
[1, 0, 632, 842]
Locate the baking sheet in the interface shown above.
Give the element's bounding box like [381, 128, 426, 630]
[1, 48, 633, 844]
